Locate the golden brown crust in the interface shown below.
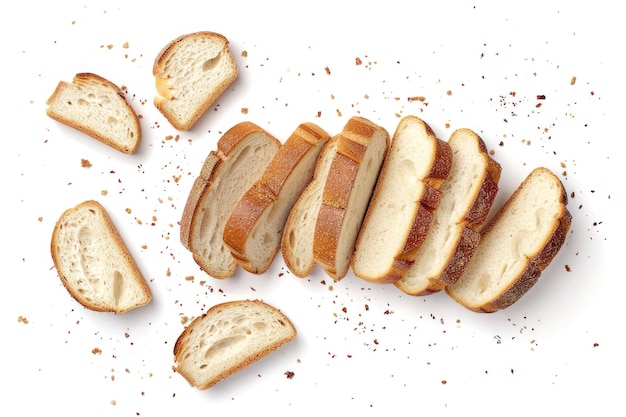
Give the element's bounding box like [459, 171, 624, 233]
[46, 73, 141, 154]
[446, 167, 571, 312]
[223, 123, 330, 273]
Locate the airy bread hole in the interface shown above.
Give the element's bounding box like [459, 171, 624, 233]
[203, 335, 246, 360]
[112, 270, 123, 306]
[202, 51, 223, 72]
[107, 116, 118, 125]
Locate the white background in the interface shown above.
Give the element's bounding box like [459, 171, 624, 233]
[2, 1, 623, 415]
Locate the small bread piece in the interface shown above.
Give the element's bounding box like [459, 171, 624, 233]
[153, 31, 238, 131]
[395, 128, 502, 295]
[281, 137, 339, 277]
[50, 200, 151, 314]
[173, 299, 296, 390]
[180, 122, 281, 278]
[46, 73, 141, 153]
[223, 123, 331, 274]
[352, 116, 452, 284]
[445, 167, 571, 312]
[313, 116, 390, 280]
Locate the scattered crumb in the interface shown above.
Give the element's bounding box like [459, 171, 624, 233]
[284, 371, 295, 379]
[92, 347, 102, 355]
[17, 316, 29, 324]
[81, 159, 92, 168]
[355, 57, 362, 65]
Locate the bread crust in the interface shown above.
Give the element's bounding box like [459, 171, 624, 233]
[50, 200, 151, 314]
[179, 121, 280, 278]
[153, 31, 238, 131]
[224, 123, 330, 273]
[352, 116, 451, 284]
[46, 73, 141, 153]
[313, 117, 389, 280]
[445, 167, 571, 312]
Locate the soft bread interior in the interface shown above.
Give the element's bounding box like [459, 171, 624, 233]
[191, 134, 279, 277]
[398, 129, 490, 292]
[333, 129, 389, 278]
[52, 202, 149, 312]
[174, 300, 296, 389]
[352, 119, 437, 278]
[282, 139, 339, 277]
[446, 168, 566, 308]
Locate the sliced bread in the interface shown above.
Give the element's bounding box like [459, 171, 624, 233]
[281, 137, 339, 278]
[445, 167, 571, 312]
[223, 123, 331, 274]
[395, 128, 502, 295]
[313, 116, 390, 280]
[352, 116, 452, 284]
[46, 73, 141, 154]
[173, 299, 296, 390]
[180, 122, 281, 278]
[153, 31, 238, 131]
[50, 200, 151, 314]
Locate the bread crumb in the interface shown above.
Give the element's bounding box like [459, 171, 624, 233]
[241, 50, 248, 57]
[355, 57, 362, 65]
[81, 159, 92, 168]
[17, 316, 29, 324]
[284, 371, 295, 379]
[324, 66, 331, 75]
[92, 347, 102, 355]
[570, 76, 577, 85]
[241, 108, 249, 114]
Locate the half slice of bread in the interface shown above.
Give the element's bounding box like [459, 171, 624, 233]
[153, 31, 238, 131]
[50, 200, 151, 314]
[445, 167, 571, 312]
[223, 123, 331, 274]
[281, 137, 339, 278]
[173, 299, 296, 390]
[313, 117, 390, 280]
[352, 116, 451, 284]
[46, 73, 141, 154]
[395, 128, 502, 295]
[180, 122, 281, 278]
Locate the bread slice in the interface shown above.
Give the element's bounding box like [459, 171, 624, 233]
[352, 116, 452, 284]
[395, 128, 502, 295]
[173, 299, 296, 390]
[46, 73, 141, 154]
[180, 122, 281, 278]
[50, 200, 151, 314]
[281, 137, 339, 278]
[153, 31, 238, 131]
[313, 116, 390, 280]
[445, 167, 571, 312]
[223, 123, 331, 274]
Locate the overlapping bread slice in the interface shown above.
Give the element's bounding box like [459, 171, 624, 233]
[281, 137, 339, 277]
[445, 167, 571, 312]
[173, 299, 296, 389]
[223, 123, 331, 274]
[313, 116, 390, 280]
[153, 31, 238, 131]
[395, 128, 502, 295]
[180, 122, 281, 278]
[352, 116, 452, 284]
[46, 73, 141, 153]
[51, 200, 151, 314]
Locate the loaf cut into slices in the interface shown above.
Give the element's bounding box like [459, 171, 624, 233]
[352, 116, 452, 284]
[395, 128, 502, 295]
[173, 299, 296, 390]
[180, 122, 281, 278]
[50, 200, 151, 314]
[223, 123, 331, 274]
[445, 167, 571, 312]
[313, 117, 390, 280]
[46, 73, 141, 153]
[281, 137, 339, 277]
[153, 31, 238, 131]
